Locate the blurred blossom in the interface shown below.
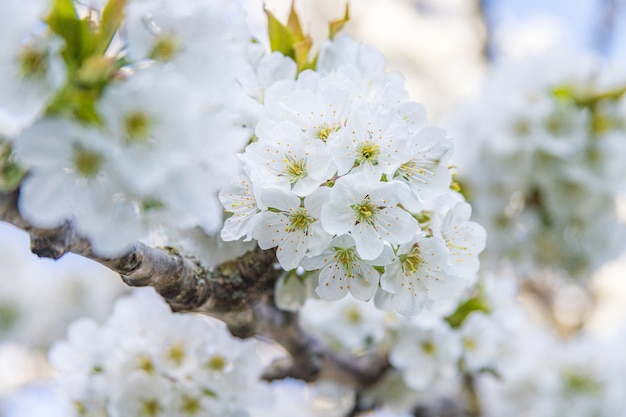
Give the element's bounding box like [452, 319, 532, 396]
[0, 223, 127, 349]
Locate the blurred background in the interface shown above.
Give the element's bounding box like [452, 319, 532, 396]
[254, 0, 626, 118]
[2, 0, 626, 415]
[253, 0, 626, 331]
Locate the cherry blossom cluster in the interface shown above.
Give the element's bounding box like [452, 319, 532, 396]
[446, 49, 626, 279]
[49, 288, 369, 417]
[475, 275, 626, 417]
[2, 0, 252, 256]
[297, 281, 501, 413]
[221, 35, 486, 315]
[298, 268, 626, 417]
[49, 289, 269, 417]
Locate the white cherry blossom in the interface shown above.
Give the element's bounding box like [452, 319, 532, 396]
[389, 320, 461, 391]
[380, 235, 457, 316]
[329, 106, 408, 179]
[435, 202, 487, 279]
[244, 121, 335, 196]
[301, 235, 393, 301]
[394, 126, 454, 204]
[321, 173, 417, 260]
[219, 174, 261, 242]
[0, 0, 65, 136]
[252, 187, 332, 270]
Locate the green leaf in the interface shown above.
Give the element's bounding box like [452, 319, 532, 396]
[266, 2, 348, 72]
[97, 0, 127, 55]
[47, 0, 99, 71]
[49, 0, 77, 21]
[265, 8, 296, 58]
[329, 3, 350, 40]
[445, 296, 490, 329]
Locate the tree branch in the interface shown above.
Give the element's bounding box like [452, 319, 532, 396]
[0, 188, 392, 393]
[254, 299, 390, 389]
[0, 188, 278, 313]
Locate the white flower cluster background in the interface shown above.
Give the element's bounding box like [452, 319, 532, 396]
[1, 0, 626, 417]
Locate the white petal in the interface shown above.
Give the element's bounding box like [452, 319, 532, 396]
[352, 222, 385, 260]
[315, 262, 349, 301]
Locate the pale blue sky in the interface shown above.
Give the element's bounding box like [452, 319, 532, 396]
[484, 0, 625, 58]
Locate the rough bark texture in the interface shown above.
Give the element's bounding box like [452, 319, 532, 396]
[0, 188, 391, 395]
[0, 189, 279, 313]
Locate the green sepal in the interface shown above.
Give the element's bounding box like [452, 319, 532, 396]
[286, 2, 304, 41]
[373, 265, 385, 274]
[451, 174, 472, 202]
[265, 1, 348, 73]
[265, 7, 296, 58]
[445, 295, 490, 329]
[412, 210, 432, 225]
[46, 83, 102, 125]
[294, 37, 315, 72]
[46, 0, 99, 72]
[329, 3, 350, 40]
[96, 0, 127, 55]
[75, 55, 118, 88]
[0, 142, 25, 192]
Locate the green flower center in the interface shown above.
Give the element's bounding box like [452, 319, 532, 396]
[283, 155, 307, 183]
[421, 340, 436, 356]
[137, 355, 155, 374]
[124, 111, 152, 143]
[181, 396, 201, 415]
[141, 399, 162, 417]
[355, 141, 380, 166]
[315, 122, 341, 142]
[513, 118, 531, 136]
[17, 44, 49, 79]
[351, 198, 378, 225]
[462, 337, 476, 351]
[333, 247, 359, 278]
[399, 244, 423, 274]
[344, 306, 362, 324]
[73, 146, 103, 178]
[149, 34, 181, 62]
[168, 343, 185, 366]
[286, 207, 314, 233]
[206, 354, 228, 372]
